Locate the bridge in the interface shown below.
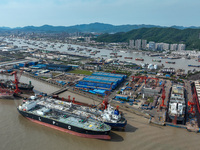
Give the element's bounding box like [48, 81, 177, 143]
[49, 87, 69, 96]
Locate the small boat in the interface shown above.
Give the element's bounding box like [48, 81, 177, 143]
[124, 57, 133, 59]
[152, 59, 161, 62]
[0, 88, 14, 99]
[165, 61, 175, 64]
[110, 53, 117, 55]
[135, 58, 144, 61]
[101, 55, 107, 57]
[188, 65, 200, 67]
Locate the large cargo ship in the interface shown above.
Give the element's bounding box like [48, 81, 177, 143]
[168, 85, 186, 123]
[49, 95, 127, 128]
[18, 97, 111, 139]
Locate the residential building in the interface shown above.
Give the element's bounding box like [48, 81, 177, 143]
[135, 39, 141, 50]
[142, 40, 147, 50]
[148, 41, 156, 51]
[129, 40, 134, 49]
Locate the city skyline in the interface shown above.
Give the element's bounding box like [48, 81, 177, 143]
[0, 0, 199, 28]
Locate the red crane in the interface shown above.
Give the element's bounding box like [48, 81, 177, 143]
[193, 86, 200, 113]
[188, 101, 195, 114]
[10, 64, 25, 94]
[132, 76, 159, 86]
[101, 82, 113, 110]
[160, 83, 166, 108]
[111, 70, 116, 74]
[11, 71, 21, 94]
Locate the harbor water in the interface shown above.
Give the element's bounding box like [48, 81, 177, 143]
[0, 75, 200, 150]
[4, 38, 200, 72]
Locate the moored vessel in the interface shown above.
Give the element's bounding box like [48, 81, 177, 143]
[0, 88, 14, 99]
[124, 57, 133, 59]
[53, 95, 127, 128]
[188, 65, 200, 67]
[18, 96, 111, 139]
[135, 58, 144, 61]
[0, 79, 34, 91]
[168, 85, 186, 123]
[165, 61, 175, 64]
[152, 59, 161, 62]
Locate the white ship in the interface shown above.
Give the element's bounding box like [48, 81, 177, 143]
[168, 85, 186, 123]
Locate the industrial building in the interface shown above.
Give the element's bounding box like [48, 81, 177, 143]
[47, 64, 72, 71]
[161, 68, 175, 74]
[141, 86, 162, 97]
[75, 72, 126, 94]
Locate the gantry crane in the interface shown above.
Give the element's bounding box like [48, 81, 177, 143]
[160, 83, 166, 108]
[131, 76, 159, 86]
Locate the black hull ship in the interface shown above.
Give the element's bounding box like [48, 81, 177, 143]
[53, 95, 127, 128]
[0, 79, 34, 91]
[18, 97, 111, 139]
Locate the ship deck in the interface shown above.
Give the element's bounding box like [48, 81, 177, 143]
[20, 100, 111, 132]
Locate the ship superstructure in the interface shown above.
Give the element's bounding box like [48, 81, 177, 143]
[18, 97, 111, 139]
[54, 96, 127, 128]
[168, 85, 186, 122]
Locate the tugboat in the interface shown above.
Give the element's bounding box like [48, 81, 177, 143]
[18, 96, 111, 139]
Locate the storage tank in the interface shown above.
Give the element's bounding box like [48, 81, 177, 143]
[148, 64, 154, 70]
[154, 64, 158, 69]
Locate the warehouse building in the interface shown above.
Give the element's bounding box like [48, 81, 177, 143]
[46, 64, 72, 72]
[75, 72, 126, 93]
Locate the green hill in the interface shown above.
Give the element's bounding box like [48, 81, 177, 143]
[96, 28, 200, 50]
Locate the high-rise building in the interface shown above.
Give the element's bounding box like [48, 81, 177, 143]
[170, 44, 178, 51]
[163, 43, 169, 50]
[178, 44, 186, 51]
[156, 43, 164, 51]
[156, 43, 169, 51]
[129, 40, 134, 49]
[149, 41, 156, 51]
[142, 40, 147, 50]
[135, 39, 141, 50]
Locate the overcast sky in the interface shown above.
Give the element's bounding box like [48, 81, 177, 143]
[0, 0, 199, 28]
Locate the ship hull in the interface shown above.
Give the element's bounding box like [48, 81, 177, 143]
[53, 96, 127, 128]
[18, 109, 110, 140]
[0, 95, 14, 99]
[168, 115, 185, 121]
[18, 86, 34, 91]
[105, 120, 127, 128]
